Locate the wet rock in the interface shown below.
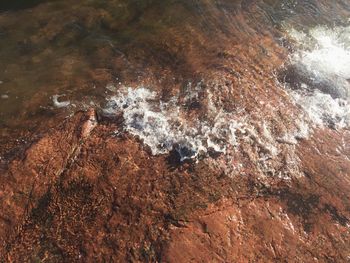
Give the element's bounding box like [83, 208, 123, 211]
[163, 130, 350, 262]
[80, 108, 97, 139]
[0, 111, 96, 255]
[0, 0, 349, 262]
[281, 63, 350, 99]
[0, 111, 349, 262]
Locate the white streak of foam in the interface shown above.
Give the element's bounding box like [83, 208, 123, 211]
[104, 83, 309, 171]
[291, 90, 350, 129]
[105, 86, 240, 161]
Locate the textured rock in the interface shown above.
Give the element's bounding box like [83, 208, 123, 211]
[0, 110, 349, 262]
[0, 0, 350, 262]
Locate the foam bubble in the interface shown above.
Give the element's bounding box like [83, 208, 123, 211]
[104, 86, 240, 161]
[291, 89, 350, 128]
[289, 27, 350, 79]
[104, 83, 308, 173]
[285, 26, 350, 128]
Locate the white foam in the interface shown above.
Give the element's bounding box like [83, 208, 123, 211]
[291, 90, 350, 128]
[289, 27, 350, 79]
[278, 120, 310, 145]
[286, 26, 350, 128]
[104, 86, 240, 161]
[52, 94, 70, 108]
[104, 84, 308, 172]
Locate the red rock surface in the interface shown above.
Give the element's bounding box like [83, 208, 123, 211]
[0, 1, 350, 262]
[165, 131, 350, 262]
[0, 108, 349, 262]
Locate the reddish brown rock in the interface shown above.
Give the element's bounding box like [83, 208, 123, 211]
[0, 1, 350, 262]
[0, 110, 349, 262]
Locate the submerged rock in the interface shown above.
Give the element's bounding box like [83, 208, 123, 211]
[0, 0, 350, 262]
[0, 110, 349, 262]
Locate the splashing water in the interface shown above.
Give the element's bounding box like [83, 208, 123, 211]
[284, 25, 350, 128]
[104, 86, 240, 161]
[103, 82, 308, 166]
[289, 26, 350, 80]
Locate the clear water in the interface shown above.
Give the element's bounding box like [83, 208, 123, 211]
[0, 0, 52, 11]
[0, 0, 349, 157]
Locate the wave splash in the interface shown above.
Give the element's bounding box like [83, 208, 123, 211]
[104, 86, 240, 161]
[284, 26, 350, 128]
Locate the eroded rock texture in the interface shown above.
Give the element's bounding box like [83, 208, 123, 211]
[0, 109, 349, 262]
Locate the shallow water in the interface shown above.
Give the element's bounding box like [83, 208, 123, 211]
[0, 0, 53, 11]
[0, 0, 349, 157]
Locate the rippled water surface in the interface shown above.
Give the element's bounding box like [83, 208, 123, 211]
[0, 0, 349, 156]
